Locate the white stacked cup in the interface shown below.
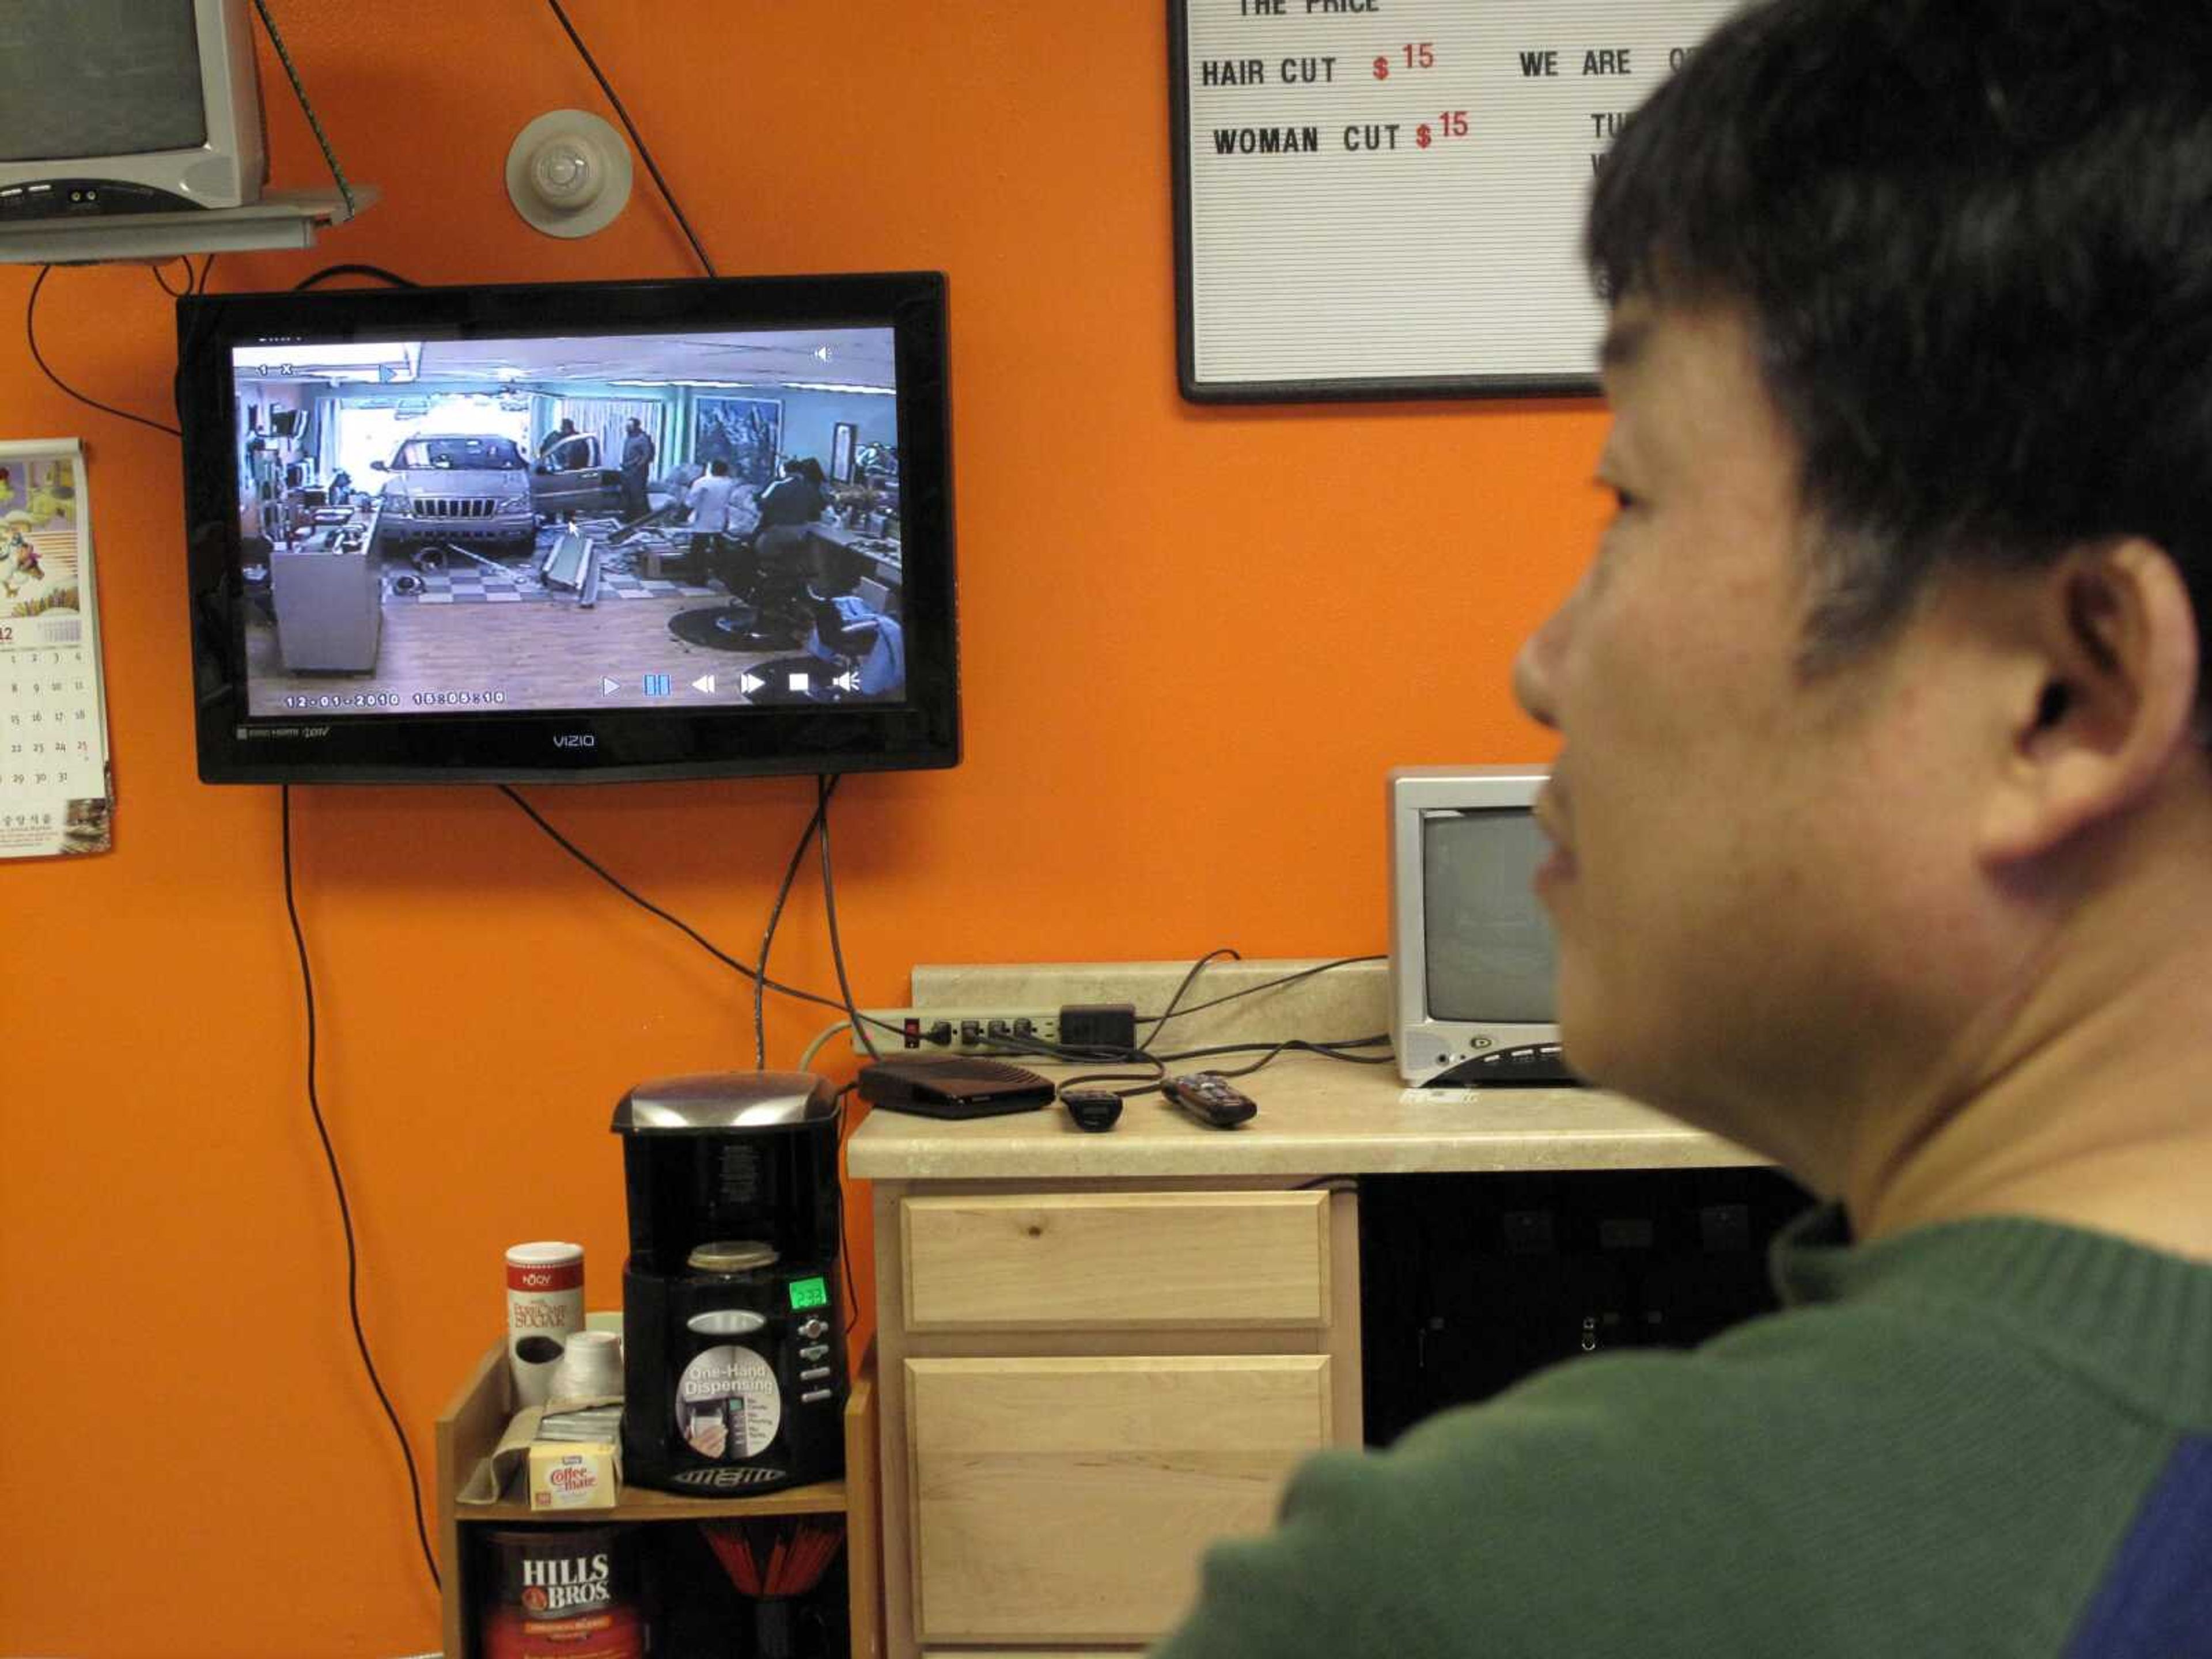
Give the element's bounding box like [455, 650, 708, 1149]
[506, 1241, 585, 1407]
[548, 1329, 624, 1404]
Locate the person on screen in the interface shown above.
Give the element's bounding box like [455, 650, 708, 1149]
[1152, 3, 2212, 1655]
[732, 458, 830, 595]
[753, 457, 825, 532]
[620, 417, 656, 520]
[682, 459, 741, 584]
[737, 457, 822, 564]
[538, 416, 581, 467]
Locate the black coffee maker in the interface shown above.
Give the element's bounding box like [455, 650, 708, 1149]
[612, 1072, 848, 1495]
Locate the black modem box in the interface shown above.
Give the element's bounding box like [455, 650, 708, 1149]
[857, 1055, 1055, 1119]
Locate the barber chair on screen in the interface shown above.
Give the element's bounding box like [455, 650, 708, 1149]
[667, 531, 904, 706]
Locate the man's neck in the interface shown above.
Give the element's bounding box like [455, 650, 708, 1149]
[1846, 876, 2212, 1262]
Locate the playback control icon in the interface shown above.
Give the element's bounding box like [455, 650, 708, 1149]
[593, 669, 862, 699]
[595, 673, 725, 695]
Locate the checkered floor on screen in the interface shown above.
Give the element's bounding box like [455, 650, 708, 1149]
[394, 567, 721, 604]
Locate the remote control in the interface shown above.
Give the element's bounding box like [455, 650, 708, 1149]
[1060, 1088, 1124, 1132]
[1162, 1072, 1258, 1129]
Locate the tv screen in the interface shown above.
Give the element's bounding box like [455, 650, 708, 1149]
[0, 1, 207, 164]
[179, 272, 959, 783]
[1421, 808, 1555, 1025]
[0, 0, 264, 216]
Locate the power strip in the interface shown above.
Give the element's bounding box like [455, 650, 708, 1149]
[849, 1007, 1062, 1057]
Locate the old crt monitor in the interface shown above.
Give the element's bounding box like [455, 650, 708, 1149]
[179, 271, 958, 783]
[0, 0, 266, 219]
[1388, 765, 1573, 1085]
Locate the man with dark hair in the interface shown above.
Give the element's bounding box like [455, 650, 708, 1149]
[753, 457, 825, 534]
[538, 416, 581, 468]
[1154, 2, 2212, 1654]
[620, 416, 656, 521]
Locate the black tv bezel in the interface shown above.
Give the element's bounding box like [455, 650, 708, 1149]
[179, 271, 960, 785]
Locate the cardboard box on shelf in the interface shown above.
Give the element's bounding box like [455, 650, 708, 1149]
[527, 1435, 622, 1511]
[458, 1397, 624, 1509]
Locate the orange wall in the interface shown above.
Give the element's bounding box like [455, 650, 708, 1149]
[3, 6, 1596, 1654]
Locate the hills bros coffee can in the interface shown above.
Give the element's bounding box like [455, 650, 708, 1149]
[479, 1526, 643, 1659]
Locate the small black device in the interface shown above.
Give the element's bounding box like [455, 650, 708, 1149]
[1360, 1167, 1814, 1447]
[611, 1073, 848, 1496]
[1060, 1088, 1124, 1132]
[1162, 1071, 1258, 1128]
[858, 1055, 1055, 1119]
[1058, 1002, 1138, 1051]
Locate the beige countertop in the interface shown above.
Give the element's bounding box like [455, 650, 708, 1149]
[846, 1052, 1761, 1182]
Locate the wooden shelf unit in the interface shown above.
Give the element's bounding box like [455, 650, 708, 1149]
[434, 1338, 881, 1659]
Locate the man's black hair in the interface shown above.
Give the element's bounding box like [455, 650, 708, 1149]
[709, 459, 729, 476]
[1587, 0, 2212, 713]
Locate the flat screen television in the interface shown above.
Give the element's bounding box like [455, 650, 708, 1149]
[178, 272, 959, 783]
[0, 0, 266, 219]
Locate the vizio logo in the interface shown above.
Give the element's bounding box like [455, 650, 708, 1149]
[552, 734, 596, 749]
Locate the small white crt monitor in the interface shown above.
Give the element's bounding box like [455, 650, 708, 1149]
[1387, 765, 1574, 1086]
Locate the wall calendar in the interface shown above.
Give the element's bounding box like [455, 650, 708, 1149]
[0, 438, 113, 859]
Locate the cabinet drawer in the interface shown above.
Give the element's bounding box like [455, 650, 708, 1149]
[899, 1191, 1331, 1332]
[906, 1355, 1331, 1646]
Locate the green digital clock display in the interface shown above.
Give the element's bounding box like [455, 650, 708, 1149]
[789, 1276, 830, 1310]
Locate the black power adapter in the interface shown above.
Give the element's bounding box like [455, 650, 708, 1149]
[1059, 1002, 1138, 1051]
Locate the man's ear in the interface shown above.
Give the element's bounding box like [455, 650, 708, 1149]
[1979, 539, 2202, 864]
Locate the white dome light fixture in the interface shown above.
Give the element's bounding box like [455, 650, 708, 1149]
[506, 109, 633, 239]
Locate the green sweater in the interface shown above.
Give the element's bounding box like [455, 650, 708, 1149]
[1152, 1204, 2212, 1657]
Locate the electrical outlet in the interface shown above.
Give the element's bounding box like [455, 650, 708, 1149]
[849, 1007, 1060, 1058]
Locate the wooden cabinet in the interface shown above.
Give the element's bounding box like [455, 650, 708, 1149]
[908, 1354, 1331, 1645]
[433, 1338, 882, 1659]
[873, 1180, 1361, 1659]
[900, 1190, 1332, 1331]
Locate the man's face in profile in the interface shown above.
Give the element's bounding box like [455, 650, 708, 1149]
[1512, 300, 1987, 1172]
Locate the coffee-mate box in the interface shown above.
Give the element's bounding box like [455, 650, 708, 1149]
[528, 1437, 622, 1510]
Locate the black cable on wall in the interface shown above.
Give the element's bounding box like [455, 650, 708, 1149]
[282, 789, 442, 1593]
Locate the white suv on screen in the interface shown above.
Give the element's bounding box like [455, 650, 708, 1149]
[371, 434, 536, 553]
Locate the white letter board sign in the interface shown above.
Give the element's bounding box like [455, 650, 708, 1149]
[1172, 0, 1743, 403]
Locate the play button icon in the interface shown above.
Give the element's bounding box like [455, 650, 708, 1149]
[600, 677, 620, 694]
